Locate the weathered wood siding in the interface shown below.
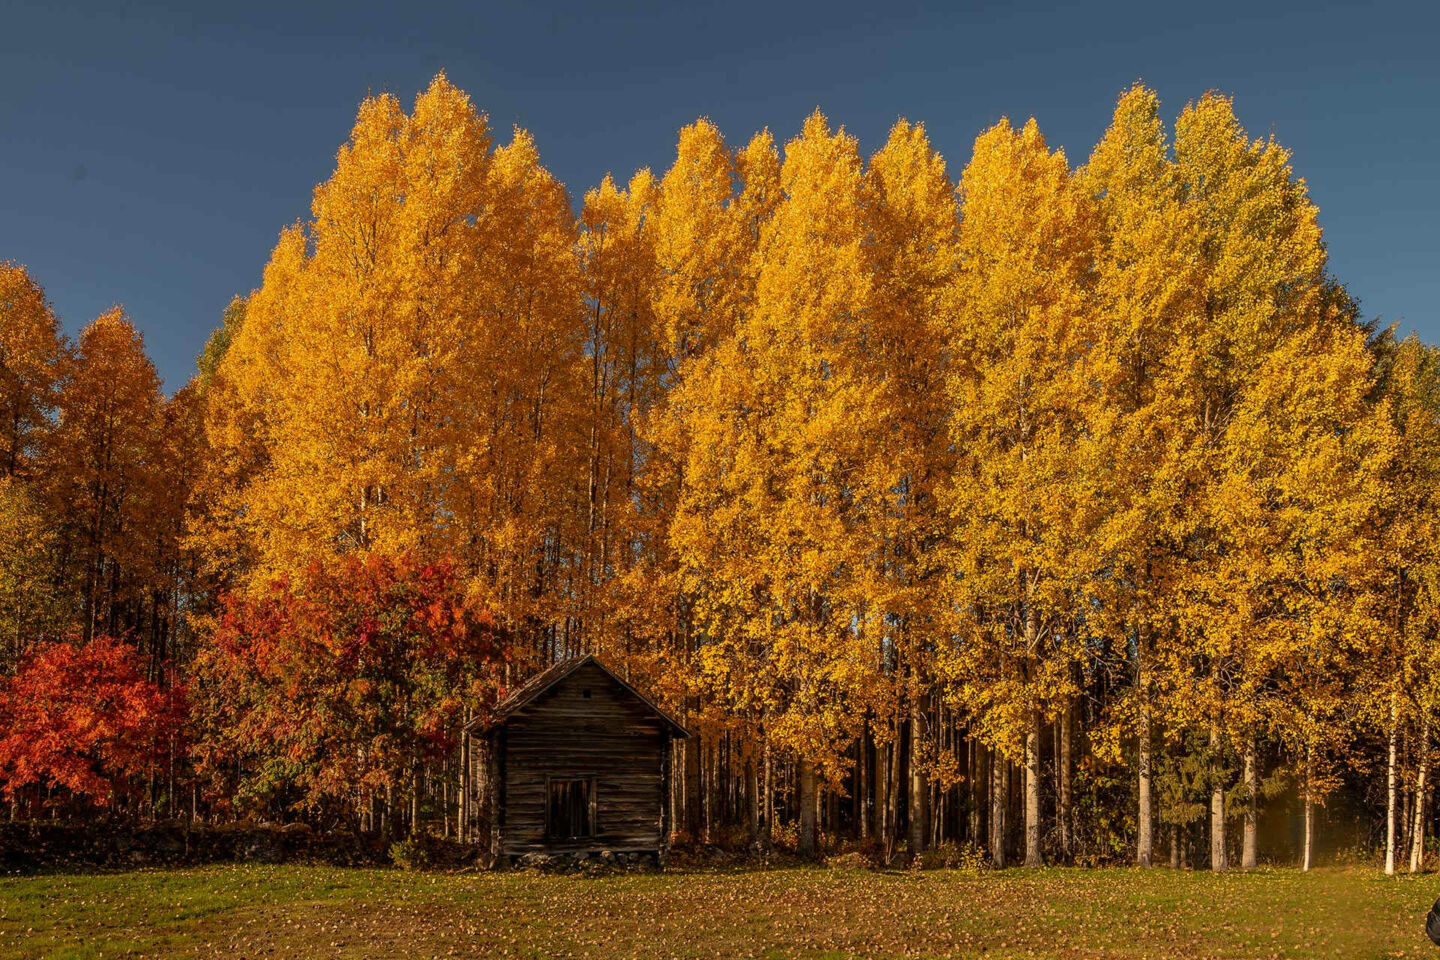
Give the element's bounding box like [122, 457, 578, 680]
[494, 661, 670, 856]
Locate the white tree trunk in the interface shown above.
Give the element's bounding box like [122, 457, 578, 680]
[1210, 723, 1226, 872]
[1242, 740, 1257, 869]
[1302, 745, 1314, 872]
[1137, 704, 1153, 867]
[1411, 718, 1429, 874]
[1059, 704, 1073, 861]
[1024, 708, 1042, 867]
[1386, 697, 1398, 875]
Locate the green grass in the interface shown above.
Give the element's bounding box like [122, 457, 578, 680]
[0, 863, 1435, 959]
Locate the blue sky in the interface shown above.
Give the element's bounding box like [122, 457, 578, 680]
[2, 0, 1436, 390]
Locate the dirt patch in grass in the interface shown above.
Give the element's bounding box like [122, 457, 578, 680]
[0, 864, 1433, 959]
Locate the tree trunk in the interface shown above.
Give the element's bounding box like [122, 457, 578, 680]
[702, 739, 714, 843]
[1059, 703, 1073, 862]
[798, 757, 817, 859]
[1242, 739, 1257, 870]
[1137, 703, 1153, 867]
[1303, 744, 1314, 872]
[745, 755, 759, 847]
[1024, 707, 1042, 867]
[1387, 697, 1399, 875]
[888, 728, 902, 858]
[858, 721, 870, 842]
[1209, 724, 1226, 872]
[1411, 718, 1429, 874]
[969, 739, 983, 847]
[908, 695, 929, 855]
[684, 735, 702, 838]
[1403, 727, 1415, 859]
[1170, 824, 1180, 869]
[762, 739, 773, 848]
[875, 738, 889, 854]
[990, 754, 1007, 868]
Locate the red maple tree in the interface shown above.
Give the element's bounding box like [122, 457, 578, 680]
[0, 635, 186, 811]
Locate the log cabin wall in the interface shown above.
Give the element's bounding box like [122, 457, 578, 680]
[482, 660, 675, 858]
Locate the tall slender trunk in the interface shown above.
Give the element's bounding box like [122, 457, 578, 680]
[888, 727, 902, 857]
[1302, 744, 1314, 872]
[1209, 723, 1226, 872]
[1059, 703, 1073, 862]
[702, 739, 715, 843]
[683, 735, 702, 838]
[762, 739, 773, 848]
[1170, 824, 1180, 869]
[798, 757, 817, 859]
[1387, 696, 1399, 875]
[1137, 702, 1153, 867]
[858, 721, 870, 842]
[875, 737, 889, 853]
[1022, 594, 1042, 868]
[990, 754, 1007, 868]
[1403, 727, 1415, 857]
[1242, 739, 1257, 870]
[1024, 707, 1042, 866]
[1411, 718, 1430, 874]
[745, 756, 759, 847]
[909, 695, 929, 855]
[969, 739, 983, 847]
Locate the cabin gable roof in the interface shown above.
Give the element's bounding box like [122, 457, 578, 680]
[465, 655, 689, 738]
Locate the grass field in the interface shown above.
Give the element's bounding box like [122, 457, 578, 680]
[1, 863, 1435, 959]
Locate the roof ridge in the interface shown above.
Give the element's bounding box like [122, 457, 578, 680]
[466, 654, 689, 737]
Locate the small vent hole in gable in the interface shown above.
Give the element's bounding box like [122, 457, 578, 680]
[582, 688, 591, 699]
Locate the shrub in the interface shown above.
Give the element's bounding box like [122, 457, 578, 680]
[910, 841, 989, 871]
[0, 636, 186, 813]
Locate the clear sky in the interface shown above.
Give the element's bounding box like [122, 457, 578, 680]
[2, 0, 1436, 390]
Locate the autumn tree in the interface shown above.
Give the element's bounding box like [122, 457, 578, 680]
[669, 112, 881, 857]
[856, 119, 958, 854]
[193, 553, 504, 831]
[43, 308, 166, 647]
[196, 75, 587, 666]
[0, 263, 65, 479]
[0, 478, 67, 667]
[1079, 84, 1200, 868]
[0, 635, 185, 816]
[638, 120, 781, 840]
[939, 117, 1098, 868]
[1162, 92, 1385, 871]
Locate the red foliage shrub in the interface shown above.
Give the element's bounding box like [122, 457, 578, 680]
[0, 636, 186, 809]
[192, 552, 505, 815]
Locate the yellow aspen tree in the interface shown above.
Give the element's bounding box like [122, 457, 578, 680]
[455, 125, 585, 655]
[0, 263, 65, 478]
[1079, 84, 1200, 868]
[939, 117, 1098, 868]
[1169, 91, 1380, 871]
[859, 119, 959, 854]
[1360, 335, 1440, 874]
[198, 74, 589, 667]
[642, 123, 780, 839]
[576, 168, 663, 649]
[669, 112, 875, 858]
[43, 308, 165, 644]
[0, 477, 66, 665]
[189, 231, 303, 590]
[1247, 284, 1391, 871]
[650, 119, 744, 364]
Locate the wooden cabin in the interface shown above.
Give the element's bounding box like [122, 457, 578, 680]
[463, 655, 689, 864]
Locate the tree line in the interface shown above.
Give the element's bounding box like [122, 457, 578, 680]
[1, 74, 1436, 873]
